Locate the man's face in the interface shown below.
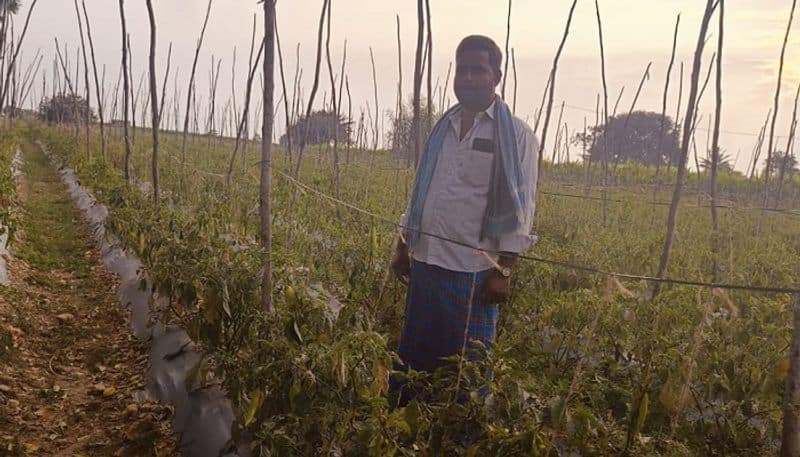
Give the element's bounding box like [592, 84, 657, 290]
[454, 49, 500, 109]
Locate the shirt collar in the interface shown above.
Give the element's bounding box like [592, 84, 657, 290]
[449, 96, 498, 129]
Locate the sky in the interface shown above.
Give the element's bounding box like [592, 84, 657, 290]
[14, 0, 800, 172]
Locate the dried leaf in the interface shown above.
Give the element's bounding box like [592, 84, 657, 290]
[221, 281, 231, 318]
[712, 288, 739, 319]
[611, 277, 636, 299]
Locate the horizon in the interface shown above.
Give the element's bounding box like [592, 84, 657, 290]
[15, 0, 800, 172]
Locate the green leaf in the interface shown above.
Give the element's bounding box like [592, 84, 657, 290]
[404, 400, 421, 434]
[636, 393, 649, 433]
[289, 381, 302, 410]
[244, 389, 264, 428]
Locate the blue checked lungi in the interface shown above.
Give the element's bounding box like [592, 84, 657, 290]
[396, 260, 499, 373]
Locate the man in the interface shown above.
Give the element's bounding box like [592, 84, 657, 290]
[391, 35, 539, 385]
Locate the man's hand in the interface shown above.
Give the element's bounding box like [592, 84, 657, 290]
[391, 238, 411, 284]
[482, 253, 517, 304]
[482, 271, 510, 304]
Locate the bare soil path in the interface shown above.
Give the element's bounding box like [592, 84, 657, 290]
[0, 143, 176, 456]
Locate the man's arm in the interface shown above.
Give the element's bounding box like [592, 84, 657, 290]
[497, 123, 539, 256]
[483, 125, 539, 303]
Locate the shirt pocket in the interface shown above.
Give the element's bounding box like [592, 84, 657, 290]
[458, 149, 494, 190]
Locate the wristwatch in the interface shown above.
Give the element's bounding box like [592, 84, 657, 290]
[496, 266, 512, 278]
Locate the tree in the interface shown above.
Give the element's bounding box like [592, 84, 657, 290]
[0, 0, 20, 23]
[279, 109, 350, 147]
[388, 100, 438, 160]
[580, 110, 681, 166]
[38, 93, 95, 124]
[0, 0, 22, 26]
[0, 0, 39, 113]
[700, 152, 737, 175]
[0, 0, 20, 94]
[765, 151, 799, 176]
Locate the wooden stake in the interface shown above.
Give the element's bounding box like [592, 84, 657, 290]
[654, 0, 717, 293]
[145, 0, 160, 206]
[260, 0, 276, 314]
[117, 0, 132, 183]
[537, 0, 578, 180]
[181, 0, 213, 165]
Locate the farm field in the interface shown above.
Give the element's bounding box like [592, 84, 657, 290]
[3, 120, 794, 455]
[1, 0, 800, 455]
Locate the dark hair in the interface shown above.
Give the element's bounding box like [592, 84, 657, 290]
[456, 35, 503, 76]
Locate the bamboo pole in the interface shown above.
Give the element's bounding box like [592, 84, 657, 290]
[710, 0, 724, 283]
[551, 100, 565, 163]
[241, 19, 256, 173]
[54, 38, 77, 133]
[117, 0, 132, 183]
[345, 76, 352, 168]
[324, 0, 340, 196]
[294, 0, 329, 177]
[776, 83, 800, 207]
[533, 74, 551, 135]
[226, 37, 265, 184]
[689, 54, 716, 140]
[667, 61, 685, 174]
[0, 0, 38, 113]
[181, 0, 213, 165]
[395, 14, 403, 163]
[145, 0, 160, 206]
[425, 0, 433, 132]
[128, 38, 137, 144]
[158, 43, 172, 123]
[412, 0, 425, 167]
[511, 48, 518, 114]
[537, 0, 578, 180]
[17, 52, 42, 111]
[654, 0, 717, 292]
[231, 46, 239, 131]
[73, 0, 91, 159]
[614, 62, 652, 171]
[501, 0, 512, 100]
[651, 14, 680, 205]
[764, 0, 797, 210]
[260, 0, 276, 314]
[594, 0, 610, 224]
[440, 61, 451, 115]
[275, 13, 291, 160]
[81, 0, 106, 161]
[369, 46, 379, 151]
[290, 43, 301, 168]
[749, 110, 771, 180]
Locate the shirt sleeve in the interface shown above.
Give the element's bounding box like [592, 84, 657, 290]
[496, 122, 539, 254]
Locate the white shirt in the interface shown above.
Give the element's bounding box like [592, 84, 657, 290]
[403, 99, 539, 273]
